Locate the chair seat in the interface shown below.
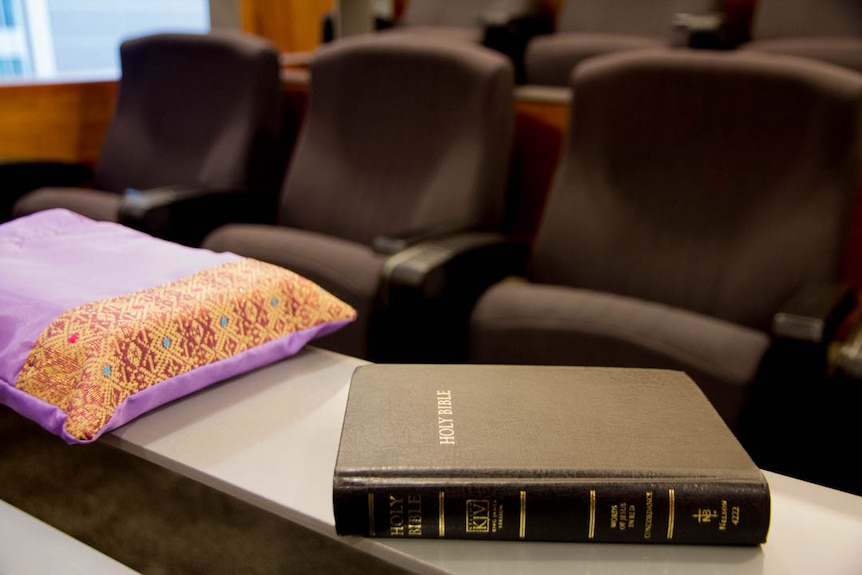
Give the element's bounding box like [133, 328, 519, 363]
[470, 279, 770, 428]
[14, 188, 122, 223]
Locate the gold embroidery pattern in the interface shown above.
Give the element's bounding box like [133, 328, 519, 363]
[16, 258, 356, 441]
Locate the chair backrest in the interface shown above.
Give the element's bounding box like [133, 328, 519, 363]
[276, 33, 515, 245]
[556, 0, 693, 37]
[530, 49, 862, 331]
[94, 31, 282, 196]
[402, 0, 542, 28]
[751, 0, 862, 40]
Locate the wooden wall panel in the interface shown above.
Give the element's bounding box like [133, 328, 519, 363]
[0, 81, 117, 165]
[239, 0, 334, 53]
[507, 93, 569, 239]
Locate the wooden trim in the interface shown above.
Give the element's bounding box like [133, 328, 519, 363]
[239, 0, 334, 53]
[507, 89, 570, 240]
[0, 80, 117, 164]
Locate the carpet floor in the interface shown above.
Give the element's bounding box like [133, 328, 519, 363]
[0, 407, 412, 574]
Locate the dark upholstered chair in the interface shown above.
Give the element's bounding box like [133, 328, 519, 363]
[395, 0, 549, 39]
[10, 31, 283, 246]
[524, 0, 726, 86]
[740, 0, 862, 75]
[380, 0, 553, 82]
[469, 49, 862, 433]
[202, 33, 516, 361]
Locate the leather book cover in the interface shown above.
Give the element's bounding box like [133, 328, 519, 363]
[333, 364, 770, 545]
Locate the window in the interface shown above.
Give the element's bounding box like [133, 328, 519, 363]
[1, 0, 16, 28]
[0, 57, 22, 77]
[0, 0, 210, 82]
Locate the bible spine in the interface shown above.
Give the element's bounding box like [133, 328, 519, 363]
[333, 479, 770, 545]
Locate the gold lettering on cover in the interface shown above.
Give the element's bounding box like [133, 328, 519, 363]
[520, 491, 527, 539]
[388, 494, 422, 537]
[612, 501, 636, 531]
[644, 491, 654, 540]
[719, 500, 729, 531]
[466, 499, 490, 533]
[389, 495, 405, 536]
[611, 497, 641, 534]
[589, 490, 596, 539]
[439, 492, 446, 537]
[389, 495, 422, 537]
[692, 508, 719, 523]
[667, 489, 675, 540]
[731, 505, 741, 526]
[436, 390, 455, 445]
[407, 495, 422, 536]
[368, 494, 376, 536]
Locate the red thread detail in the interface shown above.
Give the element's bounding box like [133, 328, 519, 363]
[68, 333, 79, 344]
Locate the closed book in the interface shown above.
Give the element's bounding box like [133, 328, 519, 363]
[333, 364, 770, 545]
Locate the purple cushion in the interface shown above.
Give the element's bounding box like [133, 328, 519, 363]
[0, 209, 356, 443]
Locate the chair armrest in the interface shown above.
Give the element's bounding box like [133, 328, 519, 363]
[477, 10, 518, 28]
[376, 231, 529, 362]
[478, 10, 554, 83]
[739, 282, 856, 454]
[833, 315, 862, 379]
[374, 15, 395, 31]
[672, 11, 729, 49]
[322, 10, 335, 43]
[0, 160, 93, 221]
[118, 185, 276, 246]
[759, 281, 857, 383]
[372, 223, 472, 255]
[322, 10, 395, 43]
[380, 232, 529, 307]
[477, 9, 552, 32]
[771, 282, 857, 344]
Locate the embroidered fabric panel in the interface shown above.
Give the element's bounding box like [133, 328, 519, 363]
[15, 257, 356, 441]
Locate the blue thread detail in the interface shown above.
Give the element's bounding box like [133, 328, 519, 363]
[271, 297, 278, 307]
[163, 337, 171, 348]
[220, 316, 229, 327]
[102, 366, 112, 377]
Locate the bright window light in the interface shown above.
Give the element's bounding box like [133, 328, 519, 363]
[0, 0, 210, 82]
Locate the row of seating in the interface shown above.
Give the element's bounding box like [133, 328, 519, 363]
[527, 0, 862, 84]
[328, 0, 862, 85]
[3, 29, 862, 453]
